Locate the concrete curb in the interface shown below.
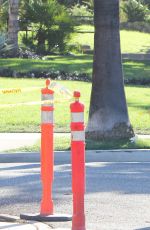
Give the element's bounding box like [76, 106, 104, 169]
[0, 222, 51, 229]
[0, 149, 150, 163]
[0, 214, 51, 229]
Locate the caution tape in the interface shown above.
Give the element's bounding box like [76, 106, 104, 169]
[0, 99, 72, 108]
[0, 82, 72, 98]
[50, 82, 72, 98]
[0, 87, 42, 95]
[0, 80, 73, 108]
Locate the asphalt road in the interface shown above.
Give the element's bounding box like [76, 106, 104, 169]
[1, 151, 150, 230]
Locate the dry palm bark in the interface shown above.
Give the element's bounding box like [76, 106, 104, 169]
[86, 0, 134, 140]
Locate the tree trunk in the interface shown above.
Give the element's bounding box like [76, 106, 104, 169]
[86, 0, 134, 140]
[8, 0, 19, 57]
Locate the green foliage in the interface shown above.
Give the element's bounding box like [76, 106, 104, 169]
[0, 33, 6, 55]
[143, 0, 150, 9]
[0, 33, 14, 57]
[20, 0, 74, 54]
[122, 0, 149, 22]
[69, 4, 93, 17]
[120, 0, 128, 23]
[57, 0, 74, 6]
[83, 0, 94, 10]
[0, 0, 8, 31]
[69, 4, 93, 25]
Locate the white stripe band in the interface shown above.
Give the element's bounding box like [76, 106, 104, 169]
[71, 131, 85, 141]
[42, 111, 53, 123]
[42, 94, 54, 106]
[71, 112, 84, 123]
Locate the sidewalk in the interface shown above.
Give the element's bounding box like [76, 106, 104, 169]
[0, 221, 51, 230]
[0, 133, 69, 152]
[0, 222, 68, 230]
[0, 215, 51, 230]
[0, 215, 71, 230]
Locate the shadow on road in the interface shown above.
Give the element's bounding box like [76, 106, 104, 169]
[0, 160, 150, 207]
[135, 228, 150, 230]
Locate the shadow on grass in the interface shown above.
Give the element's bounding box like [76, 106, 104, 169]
[0, 56, 150, 83]
[86, 138, 150, 150]
[140, 45, 150, 54]
[127, 104, 150, 112]
[47, 54, 93, 61]
[123, 60, 150, 81]
[0, 55, 93, 74]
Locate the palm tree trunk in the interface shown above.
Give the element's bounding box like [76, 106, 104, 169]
[86, 0, 134, 140]
[8, 0, 19, 57]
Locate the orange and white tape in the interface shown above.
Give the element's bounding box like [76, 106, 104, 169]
[50, 81, 72, 98]
[0, 81, 72, 98]
[0, 98, 73, 108]
[0, 80, 73, 108]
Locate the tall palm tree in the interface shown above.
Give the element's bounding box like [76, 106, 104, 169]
[86, 0, 134, 140]
[8, 0, 19, 56]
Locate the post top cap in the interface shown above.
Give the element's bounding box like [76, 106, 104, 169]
[46, 79, 50, 88]
[74, 91, 80, 98]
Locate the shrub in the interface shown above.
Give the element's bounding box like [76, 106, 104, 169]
[0, 0, 8, 31]
[69, 4, 93, 25]
[83, 0, 94, 10]
[0, 33, 14, 57]
[122, 0, 149, 22]
[120, 0, 128, 23]
[20, 0, 74, 54]
[143, 0, 150, 9]
[69, 4, 93, 17]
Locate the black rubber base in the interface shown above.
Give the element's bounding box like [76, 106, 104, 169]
[20, 213, 72, 222]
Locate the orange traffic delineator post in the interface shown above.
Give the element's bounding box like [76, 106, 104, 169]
[40, 78, 54, 215]
[70, 91, 86, 230]
[20, 79, 72, 222]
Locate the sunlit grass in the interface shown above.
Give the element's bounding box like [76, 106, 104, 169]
[70, 25, 150, 54]
[0, 78, 149, 134]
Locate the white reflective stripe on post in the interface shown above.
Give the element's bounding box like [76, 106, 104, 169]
[71, 112, 84, 123]
[42, 94, 54, 106]
[71, 131, 85, 141]
[42, 111, 53, 123]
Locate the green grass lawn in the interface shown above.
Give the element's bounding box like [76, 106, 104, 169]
[2, 29, 150, 84]
[0, 78, 149, 134]
[71, 25, 150, 54]
[0, 56, 149, 82]
[0, 55, 93, 74]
